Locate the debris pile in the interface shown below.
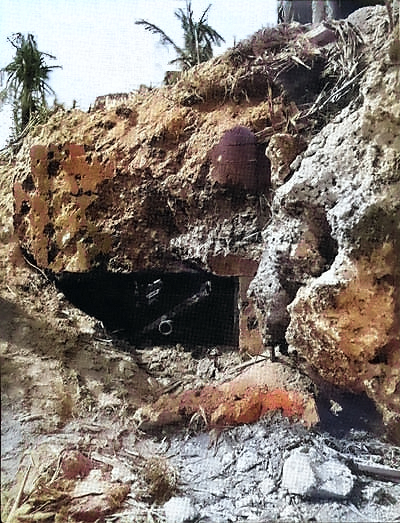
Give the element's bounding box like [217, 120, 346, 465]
[157, 419, 400, 523]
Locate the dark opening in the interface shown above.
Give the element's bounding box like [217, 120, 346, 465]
[316, 390, 384, 438]
[55, 271, 239, 347]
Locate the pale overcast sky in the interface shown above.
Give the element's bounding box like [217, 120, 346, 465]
[0, 0, 278, 147]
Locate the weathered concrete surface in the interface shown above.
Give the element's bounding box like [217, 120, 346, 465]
[2, 9, 400, 523]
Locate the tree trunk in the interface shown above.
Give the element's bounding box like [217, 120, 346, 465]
[278, 1, 294, 23]
[312, 0, 339, 23]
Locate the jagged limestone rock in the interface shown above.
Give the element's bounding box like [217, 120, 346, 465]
[250, 42, 400, 431]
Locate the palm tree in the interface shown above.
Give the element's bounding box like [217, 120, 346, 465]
[135, 0, 225, 72]
[1, 33, 61, 136]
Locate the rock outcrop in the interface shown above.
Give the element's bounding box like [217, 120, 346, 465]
[250, 10, 400, 431]
[9, 6, 400, 432]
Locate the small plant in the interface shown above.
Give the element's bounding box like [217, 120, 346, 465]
[142, 457, 178, 504]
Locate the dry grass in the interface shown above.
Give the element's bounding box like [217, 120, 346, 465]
[306, 19, 365, 117]
[2, 453, 72, 523]
[140, 457, 178, 504]
[167, 19, 366, 138]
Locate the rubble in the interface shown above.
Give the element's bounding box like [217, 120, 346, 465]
[163, 496, 199, 523]
[281, 448, 354, 499]
[163, 419, 400, 523]
[68, 481, 130, 522]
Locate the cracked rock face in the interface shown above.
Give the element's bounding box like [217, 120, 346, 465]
[250, 58, 400, 430]
[12, 100, 271, 274]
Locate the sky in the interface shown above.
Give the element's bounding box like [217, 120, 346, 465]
[0, 0, 278, 148]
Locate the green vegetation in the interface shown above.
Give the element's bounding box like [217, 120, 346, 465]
[1, 33, 61, 138]
[135, 0, 225, 72]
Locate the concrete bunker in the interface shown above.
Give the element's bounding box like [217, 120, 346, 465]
[55, 271, 239, 347]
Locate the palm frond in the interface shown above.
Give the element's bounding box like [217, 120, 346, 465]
[198, 4, 212, 26]
[135, 1, 224, 72]
[1, 33, 61, 135]
[135, 20, 184, 56]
